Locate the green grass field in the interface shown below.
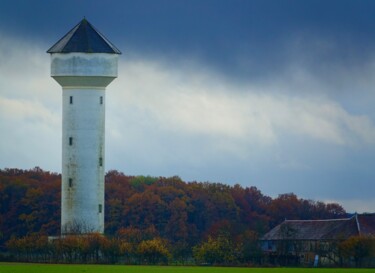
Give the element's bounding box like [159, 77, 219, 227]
[0, 263, 374, 273]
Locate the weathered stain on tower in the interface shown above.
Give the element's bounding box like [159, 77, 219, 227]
[47, 19, 121, 235]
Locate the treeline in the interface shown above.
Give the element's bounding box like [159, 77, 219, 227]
[5, 233, 172, 264]
[0, 167, 346, 264]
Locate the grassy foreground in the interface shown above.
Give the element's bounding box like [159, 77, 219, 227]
[0, 264, 374, 273]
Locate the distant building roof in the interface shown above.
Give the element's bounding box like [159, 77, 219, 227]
[261, 214, 375, 241]
[358, 213, 375, 236]
[47, 18, 121, 54]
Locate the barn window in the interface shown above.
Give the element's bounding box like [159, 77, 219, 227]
[70, 96, 73, 104]
[69, 137, 73, 146]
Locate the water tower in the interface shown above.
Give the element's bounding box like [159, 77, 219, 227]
[47, 19, 121, 234]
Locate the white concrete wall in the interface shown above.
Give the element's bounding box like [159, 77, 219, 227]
[62, 88, 105, 234]
[51, 53, 118, 88]
[51, 52, 118, 234]
[51, 53, 118, 77]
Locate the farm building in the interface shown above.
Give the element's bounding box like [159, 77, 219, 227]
[260, 213, 375, 267]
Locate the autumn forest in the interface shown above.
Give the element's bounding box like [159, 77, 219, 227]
[0, 167, 347, 264]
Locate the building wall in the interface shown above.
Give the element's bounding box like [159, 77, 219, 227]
[50, 52, 118, 234]
[62, 88, 105, 234]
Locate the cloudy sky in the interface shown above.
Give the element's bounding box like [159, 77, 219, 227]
[1, 0, 375, 213]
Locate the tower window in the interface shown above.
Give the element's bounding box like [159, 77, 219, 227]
[69, 96, 73, 104]
[99, 157, 103, 166]
[100, 96, 103, 105]
[69, 137, 73, 146]
[68, 178, 73, 188]
[98, 204, 102, 213]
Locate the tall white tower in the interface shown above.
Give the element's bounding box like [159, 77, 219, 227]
[47, 19, 121, 234]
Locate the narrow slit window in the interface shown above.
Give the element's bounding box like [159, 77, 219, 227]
[69, 137, 73, 146]
[100, 96, 103, 105]
[98, 204, 102, 213]
[69, 96, 73, 104]
[68, 178, 73, 188]
[99, 157, 103, 166]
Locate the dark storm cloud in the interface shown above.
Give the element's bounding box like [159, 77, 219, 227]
[2, 0, 375, 80]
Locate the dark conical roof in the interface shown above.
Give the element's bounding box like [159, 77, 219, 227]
[47, 18, 121, 54]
